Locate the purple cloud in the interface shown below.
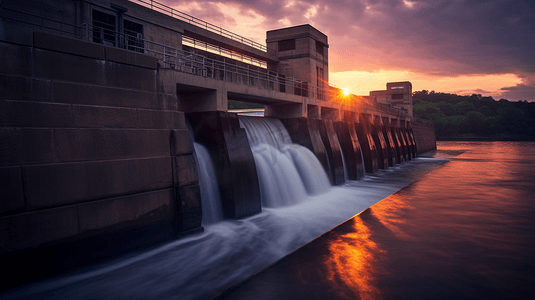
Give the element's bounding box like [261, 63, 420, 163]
[160, 0, 535, 100]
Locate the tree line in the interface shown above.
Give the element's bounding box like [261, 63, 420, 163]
[413, 90, 535, 139]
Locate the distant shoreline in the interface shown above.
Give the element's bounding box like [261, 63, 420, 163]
[437, 136, 535, 142]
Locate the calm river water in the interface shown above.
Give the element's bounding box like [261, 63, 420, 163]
[219, 141, 535, 299]
[3, 141, 534, 299]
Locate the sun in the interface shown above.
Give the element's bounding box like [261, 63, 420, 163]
[342, 88, 350, 96]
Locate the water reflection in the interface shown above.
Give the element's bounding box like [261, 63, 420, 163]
[320, 141, 535, 300]
[324, 217, 381, 300]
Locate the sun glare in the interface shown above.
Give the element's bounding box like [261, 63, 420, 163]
[343, 88, 350, 96]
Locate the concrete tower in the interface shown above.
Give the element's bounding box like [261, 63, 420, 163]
[266, 24, 329, 99]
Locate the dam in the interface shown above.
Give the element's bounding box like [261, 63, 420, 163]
[0, 0, 436, 293]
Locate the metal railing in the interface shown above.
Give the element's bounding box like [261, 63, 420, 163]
[2, 7, 410, 116]
[79, 23, 328, 100]
[129, 0, 275, 55]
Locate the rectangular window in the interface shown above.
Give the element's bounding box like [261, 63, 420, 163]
[317, 66, 324, 100]
[315, 40, 324, 55]
[391, 94, 404, 100]
[278, 39, 295, 51]
[92, 10, 116, 46]
[124, 20, 144, 53]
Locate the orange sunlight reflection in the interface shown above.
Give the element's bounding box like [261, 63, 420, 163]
[323, 194, 412, 299]
[370, 194, 413, 240]
[324, 217, 382, 300]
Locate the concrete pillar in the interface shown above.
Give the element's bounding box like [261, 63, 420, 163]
[381, 121, 398, 167]
[371, 116, 389, 169]
[280, 118, 330, 178]
[355, 114, 379, 174]
[334, 121, 364, 180]
[318, 119, 344, 185]
[187, 111, 261, 219]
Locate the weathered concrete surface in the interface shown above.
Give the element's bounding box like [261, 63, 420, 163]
[371, 119, 390, 170]
[0, 31, 202, 263]
[383, 126, 398, 166]
[334, 121, 364, 180]
[412, 120, 436, 153]
[318, 119, 344, 185]
[187, 111, 261, 219]
[280, 118, 329, 177]
[355, 117, 379, 174]
[391, 127, 405, 164]
[401, 127, 415, 159]
[395, 127, 409, 162]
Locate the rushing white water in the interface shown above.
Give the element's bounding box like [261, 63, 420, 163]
[193, 142, 224, 225]
[239, 116, 330, 207]
[337, 139, 349, 182]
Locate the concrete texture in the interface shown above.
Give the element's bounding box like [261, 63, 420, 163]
[0, 166, 25, 215]
[318, 119, 344, 185]
[22, 157, 173, 210]
[383, 126, 398, 166]
[0, 23, 201, 260]
[355, 118, 379, 174]
[187, 111, 261, 219]
[391, 127, 405, 164]
[334, 121, 364, 180]
[0, 205, 79, 254]
[78, 189, 174, 232]
[281, 118, 330, 177]
[33, 31, 105, 60]
[371, 121, 390, 170]
[397, 127, 411, 161]
[412, 120, 436, 153]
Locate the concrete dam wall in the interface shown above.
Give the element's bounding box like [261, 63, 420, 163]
[0, 32, 203, 280]
[0, 0, 436, 288]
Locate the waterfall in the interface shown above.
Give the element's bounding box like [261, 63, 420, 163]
[337, 139, 349, 182]
[239, 116, 330, 207]
[188, 118, 224, 225]
[193, 143, 224, 225]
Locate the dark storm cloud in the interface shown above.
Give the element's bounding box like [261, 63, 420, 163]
[166, 0, 534, 74]
[162, 0, 535, 100]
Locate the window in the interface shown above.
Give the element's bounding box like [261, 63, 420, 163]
[317, 66, 324, 100]
[278, 39, 295, 51]
[391, 94, 404, 100]
[315, 40, 324, 55]
[92, 10, 116, 46]
[124, 20, 144, 53]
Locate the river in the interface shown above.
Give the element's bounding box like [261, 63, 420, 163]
[3, 141, 533, 299]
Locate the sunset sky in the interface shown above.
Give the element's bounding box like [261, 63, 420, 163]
[160, 0, 534, 101]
